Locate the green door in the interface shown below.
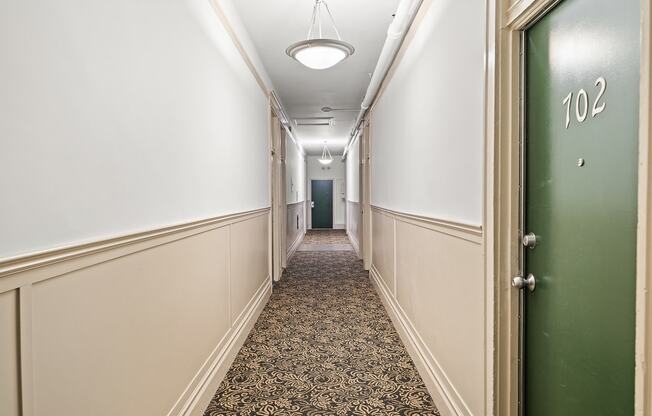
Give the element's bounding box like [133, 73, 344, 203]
[311, 180, 333, 229]
[524, 1, 639, 415]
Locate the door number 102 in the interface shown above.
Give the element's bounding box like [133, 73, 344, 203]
[562, 76, 607, 129]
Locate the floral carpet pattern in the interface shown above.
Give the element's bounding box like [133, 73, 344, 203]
[203, 251, 439, 416]
[302, 229, 352, 245]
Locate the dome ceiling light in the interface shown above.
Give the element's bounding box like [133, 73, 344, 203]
[286, 0, 355, 70]
[318, 141, 334, 165]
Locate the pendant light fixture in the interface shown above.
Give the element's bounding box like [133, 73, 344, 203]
[286, 0, 355, 70]
[318, 141, 334, 165]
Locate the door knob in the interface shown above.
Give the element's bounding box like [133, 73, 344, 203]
[512, 274, 536, 292]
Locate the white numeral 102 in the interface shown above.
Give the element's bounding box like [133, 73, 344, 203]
[562, 76, 607, 129]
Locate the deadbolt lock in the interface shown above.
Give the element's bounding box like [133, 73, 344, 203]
[522, 232, 537, 248]
[512, 274, 536, 292]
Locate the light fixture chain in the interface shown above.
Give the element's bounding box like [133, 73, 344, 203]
[307, 0, 319, 39]
[318, 2, 322, 38]
[322, 1, 343, 41]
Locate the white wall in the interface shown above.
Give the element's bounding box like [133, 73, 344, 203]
[307, 156, 346, 228]
[285, 136, 306, 204]
[346, 136, 360, 203]
[368, 1, 487, 415]
[0, 0, 270, 259]
[370, 0, 485, 225]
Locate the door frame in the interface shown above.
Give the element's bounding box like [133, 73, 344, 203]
[360, 121, 372, 270]
[489, 0, 652, 415]
[310, 179, 334, 229]
[269, 111, 286, 282]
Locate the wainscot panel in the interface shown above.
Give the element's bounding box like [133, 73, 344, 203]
[0, 208, 271, 416]
[286, 201, 305, 261]
[0, 289, 20, 416]
[346, 200, 361, 257]
[371, 208, 396, 295]
[370, 206, 483, 416]
[230, 213, 270, 326]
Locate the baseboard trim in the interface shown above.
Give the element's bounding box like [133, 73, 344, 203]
[286, 231, 304, 263]
[173, 277, 272, 416]
[369, 265, 471, 416]
[333, 224, 345, 230]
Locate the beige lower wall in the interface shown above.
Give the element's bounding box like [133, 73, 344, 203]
[0, 209, 271, 416]
[346, 200, 361, 256]
[0, 289, 19, 416]
[286, 201, 305, 259]
[370, 206, 484, 416]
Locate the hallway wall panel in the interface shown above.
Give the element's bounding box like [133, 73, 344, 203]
[287, 201, 306, 259]
[230, 213, 270, 325]
[286, 136, 306, 205]
[372, 210, 396, 294]
[285, 135, 306, 260]
[0, 210, 271, 416]
[369, 0, 485, 225]
[346, 136, 361, 256]
[0, 0, 270, 259]
[370, 206, 483, 416]
[395, 219, 484, 416]
[0, 290, 20, 416]
[347, 201, 361, 256]
[367, 0, 488, 414]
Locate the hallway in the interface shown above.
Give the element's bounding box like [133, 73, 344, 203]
[204, 233, 438, 415]
[4, 0, 652, 415]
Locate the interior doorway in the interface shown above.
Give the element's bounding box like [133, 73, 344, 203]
[311, 180, 334, 229]
[516, 0, 639, 414]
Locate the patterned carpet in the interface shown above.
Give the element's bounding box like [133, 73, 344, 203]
[203, 251, 439, 415]
[298, 230, 354, 252]
[302, 229, 351, 245]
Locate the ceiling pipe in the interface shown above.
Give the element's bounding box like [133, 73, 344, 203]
[342, 0, 423, 158]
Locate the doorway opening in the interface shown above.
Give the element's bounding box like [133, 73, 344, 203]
[311, 179, 334, 229]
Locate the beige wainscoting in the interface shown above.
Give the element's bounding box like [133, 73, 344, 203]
[369, 206, 484, 416]
[286, 201, 306, 261]
[0, 208, 271, 416]
[346, 200, 361, 257]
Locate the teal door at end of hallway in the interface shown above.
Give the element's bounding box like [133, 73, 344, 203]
[311, 180, 333, 229]
[523, 0, 639, 415]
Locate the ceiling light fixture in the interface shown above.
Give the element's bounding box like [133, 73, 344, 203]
[286, 0, 354, 70]
[318, 141, 334, 165]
